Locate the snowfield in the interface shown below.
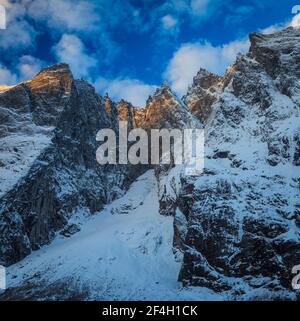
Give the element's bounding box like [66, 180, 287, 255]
[4, 170, 220, 300]
[0, 131, 53, 198]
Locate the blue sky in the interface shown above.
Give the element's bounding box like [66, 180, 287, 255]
[0, 0, 299, 105]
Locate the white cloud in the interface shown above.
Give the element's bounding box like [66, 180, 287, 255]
[161, 14, 178, 29]
[0, 19, 36, 50]
[168, 0, 212, 17]
[25, 0, 140, 64]
[164, 9, 300, 97]
[260, 14, 299, 35]
[291, 13, 300, 28]
[53, 34, 97, 79]
[0, 64, 17, 85]
[95, 78, 157, 107]
[190, 0, 210, 16]
[27, 0, 100, 32]
[169, 0, 190, 13]
[0, 0, 11, 10]
[168, 0, 221, 21]
[164, 38, 249, 96]
[260, 24, 284, 35]
[0, 1, 36, 51]
[0, 55, 44, 85]
[17, 55, 44, 80]
[221, 39, 250, 62]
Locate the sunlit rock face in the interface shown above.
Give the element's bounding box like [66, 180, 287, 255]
[184, 68, 223, 123]
[0, 27, 300, 300]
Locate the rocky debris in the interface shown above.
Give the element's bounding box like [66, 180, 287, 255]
[294, 133, 300, 166]
[60, 224, 81, 238]
[0, 277, 90, 301]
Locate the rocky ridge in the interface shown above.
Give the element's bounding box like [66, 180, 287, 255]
[0, 27, 300, 300]
[161, 27, 300, 299]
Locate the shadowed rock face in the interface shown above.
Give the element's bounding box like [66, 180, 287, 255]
[0, 64, 149, 266]
[249, 27, 300, 104]
[25, 63, 74, 127]
[0, 27, 300, 300]
[164, 27, 300, 296]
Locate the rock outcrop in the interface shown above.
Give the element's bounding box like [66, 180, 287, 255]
[184, 69, 223, 123]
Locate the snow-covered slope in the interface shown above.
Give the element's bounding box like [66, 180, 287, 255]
[0, 131, 53, 198]
[0, 65, 149, 266]
[1, 171, 219, 300]
[0, 83, 56, 197]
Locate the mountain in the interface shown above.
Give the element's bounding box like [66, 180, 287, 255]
[169, 27, 300, 299]
[0, 64, 148, 266]
[0, 27, 300, 300]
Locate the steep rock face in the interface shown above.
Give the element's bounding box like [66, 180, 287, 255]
[117, 99, 145, 128]
[25, 63, 74, 126]
[142, 83, 200, 130]
[184, 69, 223, 123]
[142, 84, 202, 217]
[0, 65, 145, 266]
[170, 27, 300, 298]
[248, 28, 300, 117]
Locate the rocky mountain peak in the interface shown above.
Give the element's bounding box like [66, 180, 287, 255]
[192, 68, 223, 90]
[21, 63, 74, 127]
[186, 27, 300, 124]
[32, 63, 73, 79]
[0, 85, 14, 92]
[184, 68, 223, 123]
[116, 99, 139, 127]
[142, 82, 199, 130]
[104, 93, 116, 119]
[27, 63, 73, 92]
[152, 81, 175, 99]
[249, 27, 300, 79]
